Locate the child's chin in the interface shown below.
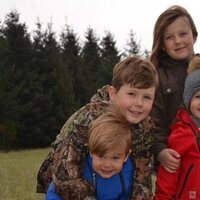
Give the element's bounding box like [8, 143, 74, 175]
[101, 175, 112, 179]
[99, 173, 113, 179]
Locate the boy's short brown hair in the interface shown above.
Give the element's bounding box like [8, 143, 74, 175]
[88, 104, 132, 156]
[112, 55, 158, 91]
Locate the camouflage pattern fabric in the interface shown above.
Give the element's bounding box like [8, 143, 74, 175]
[37, 85, 154, 199]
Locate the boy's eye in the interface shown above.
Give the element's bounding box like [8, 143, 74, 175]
[128, 92, 135, 96]
[112, 156, 120, 160]
[96, 154, 104, 159]
[144, 95, 152, 100]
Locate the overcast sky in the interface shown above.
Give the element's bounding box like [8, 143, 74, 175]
[0, 0, 200, 52]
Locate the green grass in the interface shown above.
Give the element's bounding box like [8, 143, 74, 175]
[0, 148, 51, 200]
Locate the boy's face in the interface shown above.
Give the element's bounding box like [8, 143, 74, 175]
[190, 90, 200, 120]
[163, 16, 196, 61]
[109, 84, 155, 124]
[91, 145, 131, 179]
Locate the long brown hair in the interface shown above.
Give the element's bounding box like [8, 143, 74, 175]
[150, 5, 198, 68]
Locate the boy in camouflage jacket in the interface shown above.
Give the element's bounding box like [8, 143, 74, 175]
[37, 55, 159, 199]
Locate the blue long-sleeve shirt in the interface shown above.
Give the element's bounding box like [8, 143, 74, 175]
[46, 155, 134, 200]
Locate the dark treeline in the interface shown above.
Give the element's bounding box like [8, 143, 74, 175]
[0, 10, 149, 150]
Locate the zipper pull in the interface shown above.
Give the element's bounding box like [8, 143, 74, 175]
[92, 172, 96, 188]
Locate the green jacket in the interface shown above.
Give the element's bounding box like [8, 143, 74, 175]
[37, 85, 154, 199]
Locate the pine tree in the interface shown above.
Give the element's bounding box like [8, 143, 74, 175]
[98, 31, 120, 86]
[79, 28, 101, 105]
[60, 25, 81, 108]
[123, 30, 141, 57]
[0, 20, 17, 149]
[0, 10, 33, 148]
[29, 22, 76, 146]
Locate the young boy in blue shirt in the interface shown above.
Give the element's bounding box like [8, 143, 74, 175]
[46, 105, 134, 199]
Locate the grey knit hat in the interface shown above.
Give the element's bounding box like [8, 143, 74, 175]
[183, 69, 200, 110]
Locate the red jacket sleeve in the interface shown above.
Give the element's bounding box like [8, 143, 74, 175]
[154, 165, 180, 200]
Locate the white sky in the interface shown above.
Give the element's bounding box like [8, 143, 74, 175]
[0, 0, 200, 52]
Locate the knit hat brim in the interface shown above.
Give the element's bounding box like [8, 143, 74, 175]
[183, 69, 200, 110]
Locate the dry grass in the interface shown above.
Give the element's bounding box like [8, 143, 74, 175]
[0, 148, 51, 200]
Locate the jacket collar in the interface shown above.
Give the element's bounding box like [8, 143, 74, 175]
[158, 52, 188, 69]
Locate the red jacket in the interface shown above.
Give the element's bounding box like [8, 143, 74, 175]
[154, 108, 200, 200]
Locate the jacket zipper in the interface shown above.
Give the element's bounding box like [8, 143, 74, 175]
[177, 164, 194, 199]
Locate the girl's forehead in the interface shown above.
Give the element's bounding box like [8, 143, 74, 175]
[165, 16, 191, 30]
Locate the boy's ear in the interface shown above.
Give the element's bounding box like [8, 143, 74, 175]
[108, 86, 116, 101]
[124, 149, 132, 162]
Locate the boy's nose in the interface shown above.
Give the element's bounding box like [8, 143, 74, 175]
[103, 159, 112, 167]
[135, 97, 143, 106]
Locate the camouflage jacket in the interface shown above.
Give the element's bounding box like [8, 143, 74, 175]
[37, 85, 154, 199]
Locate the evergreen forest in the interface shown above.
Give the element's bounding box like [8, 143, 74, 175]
[0, 10, 149, 149]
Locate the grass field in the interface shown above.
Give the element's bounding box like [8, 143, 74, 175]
[0, 148, 51, 200]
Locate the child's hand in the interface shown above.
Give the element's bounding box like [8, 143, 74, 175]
[158, 148, 180, 173]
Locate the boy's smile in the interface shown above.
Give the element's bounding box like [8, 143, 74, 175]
[109, 84, 155, 124]
[91, 145, 130, 179]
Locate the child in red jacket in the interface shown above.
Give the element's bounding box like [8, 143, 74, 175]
[154, 55, 200, 200]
